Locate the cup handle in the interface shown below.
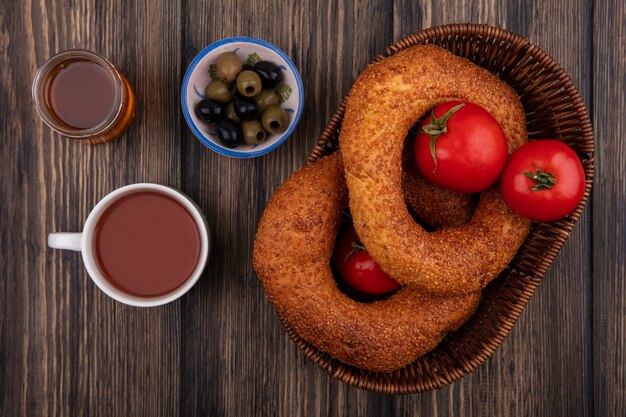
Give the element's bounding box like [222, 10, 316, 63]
[48, 233, 83, 251]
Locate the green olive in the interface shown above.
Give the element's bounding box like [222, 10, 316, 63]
[205, 79, 234, 104]
[236, 70, 262, 97]
[216, 52, 243, 83]
[254, 89, 280, 113]
[224, 101, 241, 124]
[241, 120, 267, 145]
[261, 105, 288, 134]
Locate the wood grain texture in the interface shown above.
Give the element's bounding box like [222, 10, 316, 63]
[0, 0, 183, 416]
[593, 0, 626, 415]
[392, 2, 593, 416]
[0, 0, 620, 415]
[180, 1, 395, 416]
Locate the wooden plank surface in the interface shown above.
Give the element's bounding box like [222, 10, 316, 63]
[179, 1, 395, 416]
[593, 0, 626, 415]
[0, 0, 621, 415]
[391, 2, 593, 417]
[0, 0, 183, 416]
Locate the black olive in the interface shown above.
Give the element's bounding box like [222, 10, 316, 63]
[216, 118, 242, 148]
[233, 97, 259, 121]
[195, 99, 224, 123]
[254, 61, 283, 89]
[233, 89, 247, 100]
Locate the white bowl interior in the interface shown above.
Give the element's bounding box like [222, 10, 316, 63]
[183, 40, 301, 156]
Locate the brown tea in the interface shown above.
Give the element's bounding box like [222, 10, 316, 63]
[33, 50, 136, 143]
[49, 60, 117, 129]
[94, 191, 201, 297]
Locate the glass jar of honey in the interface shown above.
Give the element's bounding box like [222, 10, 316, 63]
[32, 50, 135, 144]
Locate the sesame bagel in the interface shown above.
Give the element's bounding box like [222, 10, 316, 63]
[340, 45, 530, 295]
[253, 153, 480, 371]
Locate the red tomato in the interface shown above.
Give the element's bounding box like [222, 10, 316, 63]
[500, 140, 585, 222]
[332, 226, 400, 295]
[413, 101, 508, 194]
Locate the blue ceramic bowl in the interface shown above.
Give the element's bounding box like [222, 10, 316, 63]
[182, 37, 304, 158]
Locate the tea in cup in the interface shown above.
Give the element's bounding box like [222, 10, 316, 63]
[48, 184, 209, 306]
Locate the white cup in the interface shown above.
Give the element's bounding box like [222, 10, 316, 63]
[48, 183, 210, 307]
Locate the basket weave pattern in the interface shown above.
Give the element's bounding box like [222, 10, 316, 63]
[282, 24, 595, 394]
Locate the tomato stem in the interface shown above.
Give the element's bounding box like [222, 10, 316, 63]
[344, 239, 366, 264]
[523, 164, 558, 191]
[351, 239, 366, 252]
[420, 103, 465, 173]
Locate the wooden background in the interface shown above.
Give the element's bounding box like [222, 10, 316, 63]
[1, 0, 624, 415]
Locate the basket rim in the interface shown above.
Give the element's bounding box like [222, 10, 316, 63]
[286, 23, 595, 394]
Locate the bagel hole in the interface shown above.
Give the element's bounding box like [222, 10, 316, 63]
[405, 205, 437, 232]
[402, 122, 478, 230]
[331, 211, 401, 303]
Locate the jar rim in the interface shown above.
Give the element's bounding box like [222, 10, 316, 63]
[32, 49, 125, 139]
